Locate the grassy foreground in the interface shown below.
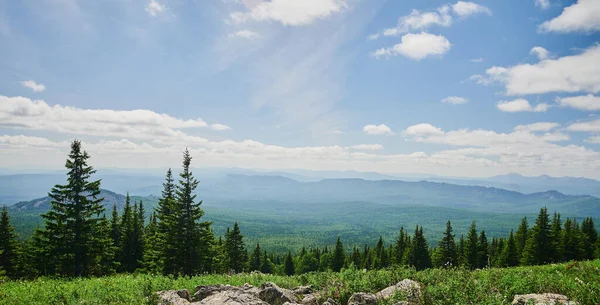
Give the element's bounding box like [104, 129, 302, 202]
[1, 260, 599, 305]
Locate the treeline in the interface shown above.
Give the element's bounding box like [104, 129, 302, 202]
[1, 141, 600, 279]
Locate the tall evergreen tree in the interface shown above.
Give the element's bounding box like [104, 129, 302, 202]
[284, 251, 294, 275]
[436, 220, 457, 268]
[39, 140, 110, 276]
[549, 212, 563, 262]
[142, 212, 162, 273]
[515, 217, 529, 259]
[250, 243, 262, 272]
[0, 207, 19, 278]
[562, 218, 584, 261]
[394, 227, 408, 265]
[408, 226, 431, 271]
[259, 251, 272, 274]
[477, 230, 489, 268]
[331, 237, 345, 272]
[225, 222, 247, 273]
[464, 221, 479, 269]
[581, 217, 598, 260]
[501, 230, 519, 267]
[132, 201, 145, 270]
[174, 149, 213, 275]
[155, 168, 178, 275]
[457, 235, 466, 267]
[110, 204, 120, 255]
[522, 207, 552, 265]
[118, 193, 137, 272]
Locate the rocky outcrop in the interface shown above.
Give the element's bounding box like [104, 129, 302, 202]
[259, 282, 300, 305]
[375, 279, 421, 304]
[512, 293, 578, 305]
[347, 292, 378, 305]
[157, 290, 192, 305]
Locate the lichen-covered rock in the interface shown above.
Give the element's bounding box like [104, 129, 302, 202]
[259, 282, 299, 305]
[347, 293, 377, 305]
[157, 289, 192, 305]
[512, 293, 578, 305]
[300, 294, 319, 305]
[376, 279, 421, 304]
[321, 298, 339, 305]
[197, 289, 269, 305]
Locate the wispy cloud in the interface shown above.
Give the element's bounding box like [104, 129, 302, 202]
[20, 80, 46, 92]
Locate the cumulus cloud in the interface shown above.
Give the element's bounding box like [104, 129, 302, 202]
[567, 119, 600, 132]
[228, 30, 260, 39]
[530, 46, 550, 60]
[535, 0, 550, 9]
[539, 0, 600, 33]
[472, 45, 600, 95]
[556, 94, 600, 111]
[0, 95, 231, 139]
[405, 123, 444, 135]
[452, 1, 492, 17]
[363, 124, 393, 135]
[145, 0, 167, 17]
[497, 99, 548, 112]
[351, 144, 384, 151]
[230, 0, 347, 26]
[585, 135, 600, 143]
[372, 32, 451, 60]
[441, 96, 468, 104]
[20, 80, 45, 92]
[514, 122, 560, 132]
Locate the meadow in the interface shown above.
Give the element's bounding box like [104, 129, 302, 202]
[1, 259, 599, 305]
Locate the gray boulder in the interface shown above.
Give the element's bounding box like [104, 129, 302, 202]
[300, 294, 319, 305]
[512, 293, 578, 305]
[347, 293, 378, 305]
[157, 289, 192, 305]
[321, 298, 339, 305]
[259, 282, 299, 305]
[293, 286, 313, 295]
[376, 279, 421, 304]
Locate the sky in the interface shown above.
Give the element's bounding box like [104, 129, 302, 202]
[1, 0, 600, 179]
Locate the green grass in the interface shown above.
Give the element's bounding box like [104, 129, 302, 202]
[2, 260, 599, 305]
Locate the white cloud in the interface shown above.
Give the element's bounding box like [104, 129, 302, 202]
[514, 122, 560, 132]
[441, 96, 468, 104]
[535, 0, 550, 9]
[472, 45, 600, 95]
[363, 124, 393, 135]
[230, 0, 347, 26]
[585, 135, 600, 143]
[145, 0, 167, 17]
[405, 123, 444, 135]
[556, 94, 600, 111]
[20, 80, 46, 92]
[228, 30, 260, 39]
[452, 1, 492, 17]
[470, 57, 484, 63]
[530, 46, 550, 60]
[367, 33, 380, 40]
[351, 144, 384, 151]
[372, 32, 451, 60]
[539, 0, 600, 33]
[567, 119, 600, 132]
[497, 99, 548, 112]
[0, 95, 230, 139]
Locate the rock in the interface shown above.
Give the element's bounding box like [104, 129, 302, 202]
[512, 293, 578, 305]
[321, 298, 339, 305]
[198, 289, 268, 305]
[293, 286, 313, 295]
[347, 293, 378, 305]
[194, 284, 229, 300]
[259, 282, 299, 305]
[376, 279, 421, 304]
[157, 290, 192, 305]
[300, 294, 319, 305]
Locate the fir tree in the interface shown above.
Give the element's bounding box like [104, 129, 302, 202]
[39, 140, 110, 276]
[110, 204, 120, 254]
[477, 230, 488, 268]
[501, 230, 519, 267]
[118, 193, 137, 272]
[522, 207, 552, 265]
[142, 213, 162, 273]
[394, 227, 408, 265]
[155, 168, 178, 275]
[408, 226, 431, 271]
[562, 218, 584, 261]
[284, 251, 294, 275]
[331, 237, 345, 272]
[549, 212, 563, 262]
[132, 201, 145, 270]
[515, 217, 529, 259]
[351, 246, 361, 268]
[250, 243, 262, 272]
[457, 235, 466, 267]
[464, 221, 479, 269]
[437, 220, 457, 268]
[581, 217, 598, 260]
[0, 207, 19, 278]
[225, 222, 247, 273]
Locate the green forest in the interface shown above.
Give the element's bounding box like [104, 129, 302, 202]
[1, 140, 599, 281]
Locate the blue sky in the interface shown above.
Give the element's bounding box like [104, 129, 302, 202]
[1, 0, 600, 178]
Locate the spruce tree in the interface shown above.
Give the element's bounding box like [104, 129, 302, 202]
[332, 237, 345, 272]
[156, 168, 178, 275]
[457, 235, 466, 267]
[394, 227, 408, 265]
[118, 193, 136, 272]
[39, 140, 110, 276]
[0, 207, 19, 278]
[515, 217, 529, 259]
[581, 217, 598, 260]
[110, 204, 120, 254]
[133, 201, 145, 270]
[550, 212, 563, 262]
[225, 222, 247, 273]
[522, 207, 552, 265]
[408, 226, 431, 271]
[464, 221, 479, 269]
[477, 230, 488, 268]
[284, 251, 294, 275]
[259, 251, 272, 274]
[142, 213, 162, 273]
[250, 243, 262, 272]
[437, 220, 457, 268]
[501, 230, 519, 267]
[562, 218, 584, 261]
